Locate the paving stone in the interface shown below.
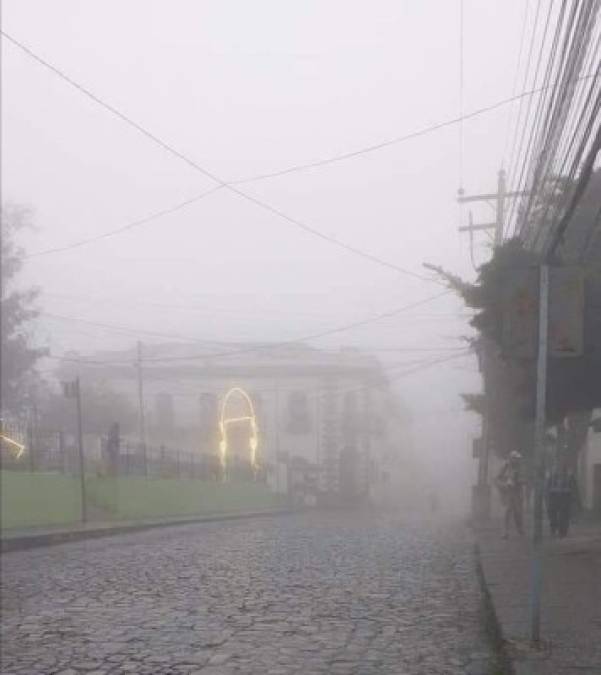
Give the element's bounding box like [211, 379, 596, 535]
[1, 513, 497, 674]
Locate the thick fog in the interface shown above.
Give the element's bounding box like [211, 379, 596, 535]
[1, 0, 530, 512]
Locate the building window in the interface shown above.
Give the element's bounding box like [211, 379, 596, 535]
[286, 391, 311, 434]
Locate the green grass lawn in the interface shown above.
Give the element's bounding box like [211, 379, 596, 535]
[1, 471, 281, 531]
[1, 471, 82, 530]
[87, 476, 280, 521]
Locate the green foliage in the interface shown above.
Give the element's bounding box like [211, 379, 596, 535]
[1, 470, 81, 529]
[432, 171, 601, 460]
[461, 393, 486, 416]
[434, 238, 539, 342]
[1, 204, 46, 414]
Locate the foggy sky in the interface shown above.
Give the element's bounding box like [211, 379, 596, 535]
[1, 1, 529, 500]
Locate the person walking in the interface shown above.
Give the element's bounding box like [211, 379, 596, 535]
[496, 451, 525, 539]
[546, 462, 577, 537]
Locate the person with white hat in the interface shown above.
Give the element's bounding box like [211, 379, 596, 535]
[496, 450, 525, 539]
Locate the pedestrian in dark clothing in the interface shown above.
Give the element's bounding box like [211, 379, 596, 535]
[546, 465, 577, 537]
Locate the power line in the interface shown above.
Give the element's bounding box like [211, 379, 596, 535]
[41, 302, 468, 344]
[25, 186, 221, 258]
[513, 0, 598, 243]
[4, 30, 595, 263]
[125, 349, 473, 404]
[40, 312, 223, 345]
[228, 82, 591, 185]
[514, 0, 601, 249]
[505, 0, 555, 236]
[43, 289, 472, 320]
[458, 0, 465, 190]
[1, 31, 434, 284]
[141, 290, 453, 363]
[505, 0, 545, 206]
[42, 290, 452, 366]
[307, 349, 473, 403]
[501, 0, 531, 168]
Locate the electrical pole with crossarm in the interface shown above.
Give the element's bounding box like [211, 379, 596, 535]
[457, 168, 529, 521]
[458, 168, 528, 245]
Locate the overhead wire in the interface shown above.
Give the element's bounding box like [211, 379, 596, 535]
[501, 0, 531, 168]
[505, 0, 545, 201]
[129, 349, 474, 406]
[550, 31, 601, 181]
[40, 306, 467, 347]
[508, 0, 568, 237]
[42, 288, 471, 322]
[0, 30, 436, 284]
[458, 0, 465, 192]
[533, 27, 601, 248]
[25, 186, 221, 258]
[305, 349, 474, 405]
[515, 0, 601, 249]
[458, 0, 478, 272]
[125, 290, 454, 363]
[42, 289, 452, 367]
[511, 0, 597, 241]
[524, 1, 587, 209]
[505, 0, 557, 236]
[4, 30, 596, 263]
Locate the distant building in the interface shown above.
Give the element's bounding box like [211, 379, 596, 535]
[57, 342, 408, 503]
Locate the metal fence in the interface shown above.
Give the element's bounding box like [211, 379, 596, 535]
[0, 428, 231, 480]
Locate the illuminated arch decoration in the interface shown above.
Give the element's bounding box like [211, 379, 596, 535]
[218, 387, 259, 477]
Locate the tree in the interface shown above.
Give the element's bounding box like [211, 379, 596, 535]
[429, 170, 601, 467]
[38, 379, 137, 436]
[1, 204, 45, 416]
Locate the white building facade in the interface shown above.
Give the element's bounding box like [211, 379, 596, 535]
[61, 343, 406, 504]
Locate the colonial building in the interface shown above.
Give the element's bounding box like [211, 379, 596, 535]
[57, 343, 407, 503]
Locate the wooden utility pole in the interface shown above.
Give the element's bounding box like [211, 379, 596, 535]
[27, 405, 36, 473]
[75, 377, 87, 523]
[531, 264, 549, 643]
[458, 169, 528, 520]
[136, 341, 148, 476]
[458, 168, 526, 245]
[62, 377, 86, 522]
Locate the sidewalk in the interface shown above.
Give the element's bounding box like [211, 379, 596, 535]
[0, 507, 295, 553]
[476, 519, 601, 675]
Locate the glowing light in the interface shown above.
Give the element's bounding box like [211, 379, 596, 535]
[0, 433, 26, 459]
[218, 387, 259, 476]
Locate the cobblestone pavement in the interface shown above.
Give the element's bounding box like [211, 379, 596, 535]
[1, 512, 500, 674]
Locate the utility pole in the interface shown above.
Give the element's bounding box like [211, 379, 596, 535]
[27, 404, 36, 473]
[458, 168, 525, 246]
[274, 379, 282, 494]
[75, 377, 87, 524]
[531, 264, 549, 644]
[62, 377, 86, 522]
[136, 341, 148, 476]
[458, 168, 528, 521]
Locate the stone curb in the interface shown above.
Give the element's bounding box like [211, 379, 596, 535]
[474, 541, 516, 675]
[0, 508, 298, 554]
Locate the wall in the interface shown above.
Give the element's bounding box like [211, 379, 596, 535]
[580, 419, 601, 511]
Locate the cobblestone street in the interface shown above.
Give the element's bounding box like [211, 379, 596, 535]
[1, 512, 499, 674]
